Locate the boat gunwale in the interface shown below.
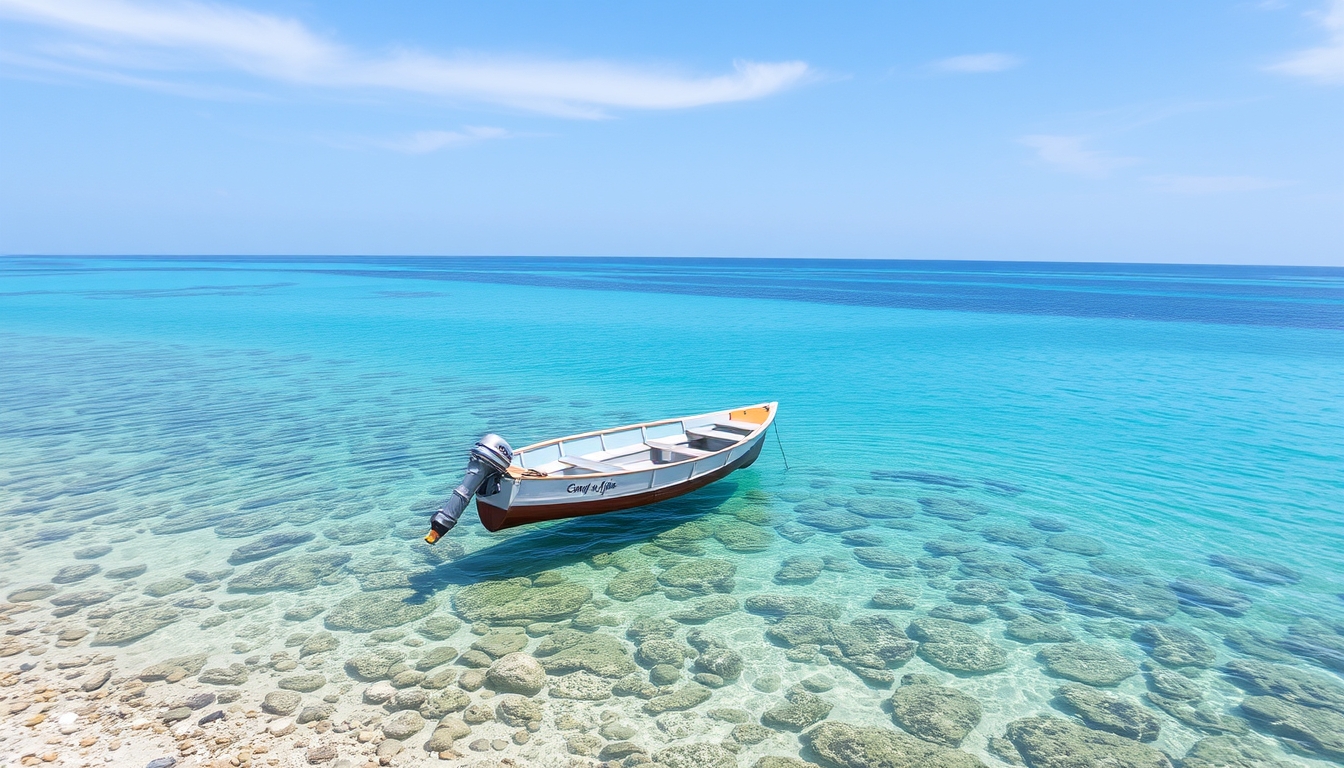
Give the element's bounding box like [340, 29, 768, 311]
[508, 401, 776, 481]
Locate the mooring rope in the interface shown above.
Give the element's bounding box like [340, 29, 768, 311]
[773, 420, 791, 471]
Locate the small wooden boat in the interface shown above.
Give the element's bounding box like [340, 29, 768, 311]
[425, 402, 777, 540]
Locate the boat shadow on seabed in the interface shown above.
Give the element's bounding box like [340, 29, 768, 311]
[402, 480, 742, 597]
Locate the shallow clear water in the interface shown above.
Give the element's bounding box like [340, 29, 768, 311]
[1, 257, 1342, 767]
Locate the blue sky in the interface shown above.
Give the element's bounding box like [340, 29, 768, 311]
[0, 1, 1340, 264]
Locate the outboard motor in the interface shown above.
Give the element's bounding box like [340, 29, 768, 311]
[425, 434, 513, 544]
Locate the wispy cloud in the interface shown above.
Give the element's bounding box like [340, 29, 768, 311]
[929, 53, 1021, 73]
[378, 126, 512, 154]
[0, 0, 813, 116]
[1147, 175, 1293, 194]
[1269, 0, 1344, 84]
[1019, 135, 1139, 178]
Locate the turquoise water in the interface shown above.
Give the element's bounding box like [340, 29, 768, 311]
[1, 257, 1341, 767]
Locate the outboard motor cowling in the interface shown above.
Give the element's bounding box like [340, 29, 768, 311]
[425, 434, 513, 544]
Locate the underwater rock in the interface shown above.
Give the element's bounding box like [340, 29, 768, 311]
[762, 687, 832, 731]
[100, 563, 145, 580]
[417, 614, 461, 641]
[1032, 571, 1178, 620]
[657, 559, 737, 595]
[746, 594, 843, 619]
[637, 637, 693, 667]
[605, 567, 658, 602]
[6, 584, 57, 602]
[696, 646, 745, 681]
[643, 682, 712, 714]
[980, 526, 1042, 549]
[1145, 692, 1248, 735]
[918, 497, 988, 522]
[227, 530, 315, 565]
[214, 513, 279, 538]
[853, 548, 915, 572]
[1004, 716, 1172, 768]
[1143, 664, 1203, 700]
[653, 521, 715, 552]
[420, 688, 471, 718]
[804, 721, 986, 768]
[414, 644, 458, 673]
[752, 758, 818, 768]
[198, 663, 249, 685]
[1006, 616, 1076, 644]
[715, 520, 775, 552]
[1169, 579, 1252, 617]
[950, 580, 1011, 605]
[1045, 534, 1106, 556]
[924, 540, 979, 557]
[1240, 695, 1344, 760]
[1134, 624, 1216, 668]
[323, 520, 386, 546]
[381, 709, 426, 740]
[1180, 736, 1298, 768]
[928, 604, 991, 624]
[297, 630, 339, 658]
[889, 674, 982, 747]
[52, 564, 99, 584]
[848, 498, 917, 519]
[343, 648, 406, 680]
[907, 618, 1007, 674]
[627, 617, 680, 642]
[872, 587, 917, 610]
[672, 595, 740, 624]
[325, 589, 437, 632]
[775, 523, 817, 546]
[453, 577, 592, 623]
[549, 670, 613, 700]
[49, 589, 113, 607]
[1055, 683, 1160, 741]
[842, 531, 890, 547]
[262, 690, 302, 715]
[229, 552, 350, 592]
[1224, 659, 1344, 713]
[485, 652, 545, 695]
[799, 509, 870, 532]
[776, 556, 825, 584]
[494, 694, 542, 727]
[140, 654, 208, 681]
[143, 577, 193, 598]
[91, 604, 180, 645]
[1038, 642, 1138, 686]
[1086, 558, 1151, 579]
[1279, 618, 1344, 673]
[533, 629, 636, 678]
[471, 631, 527, 659]
[1208, 554, 1301, 586]
[278, 672, 326, 693]
[654, 743, 738, 768]
[957, 556, 1028, 582]
[72, 544, 112, 559]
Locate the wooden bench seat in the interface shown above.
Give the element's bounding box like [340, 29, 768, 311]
[685, 426, 745, 442]
[646, 439, 712, 458]
[558, 455, 625, 473]
[716, 419, 762, 432]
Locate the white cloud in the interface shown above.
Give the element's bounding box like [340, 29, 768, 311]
[0, 0, 813, 116]
[930, 53, 1021, 73]
[1020, 135, 1139, 178]
[1147, 175, 1292, 194]
[1269, 0, 1344, 84]
[378, 126, 512, 154]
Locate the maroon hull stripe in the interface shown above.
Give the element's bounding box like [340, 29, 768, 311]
[476, 438, 765, 532]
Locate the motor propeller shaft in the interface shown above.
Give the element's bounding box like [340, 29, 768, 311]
[425, 434, 513, 544]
